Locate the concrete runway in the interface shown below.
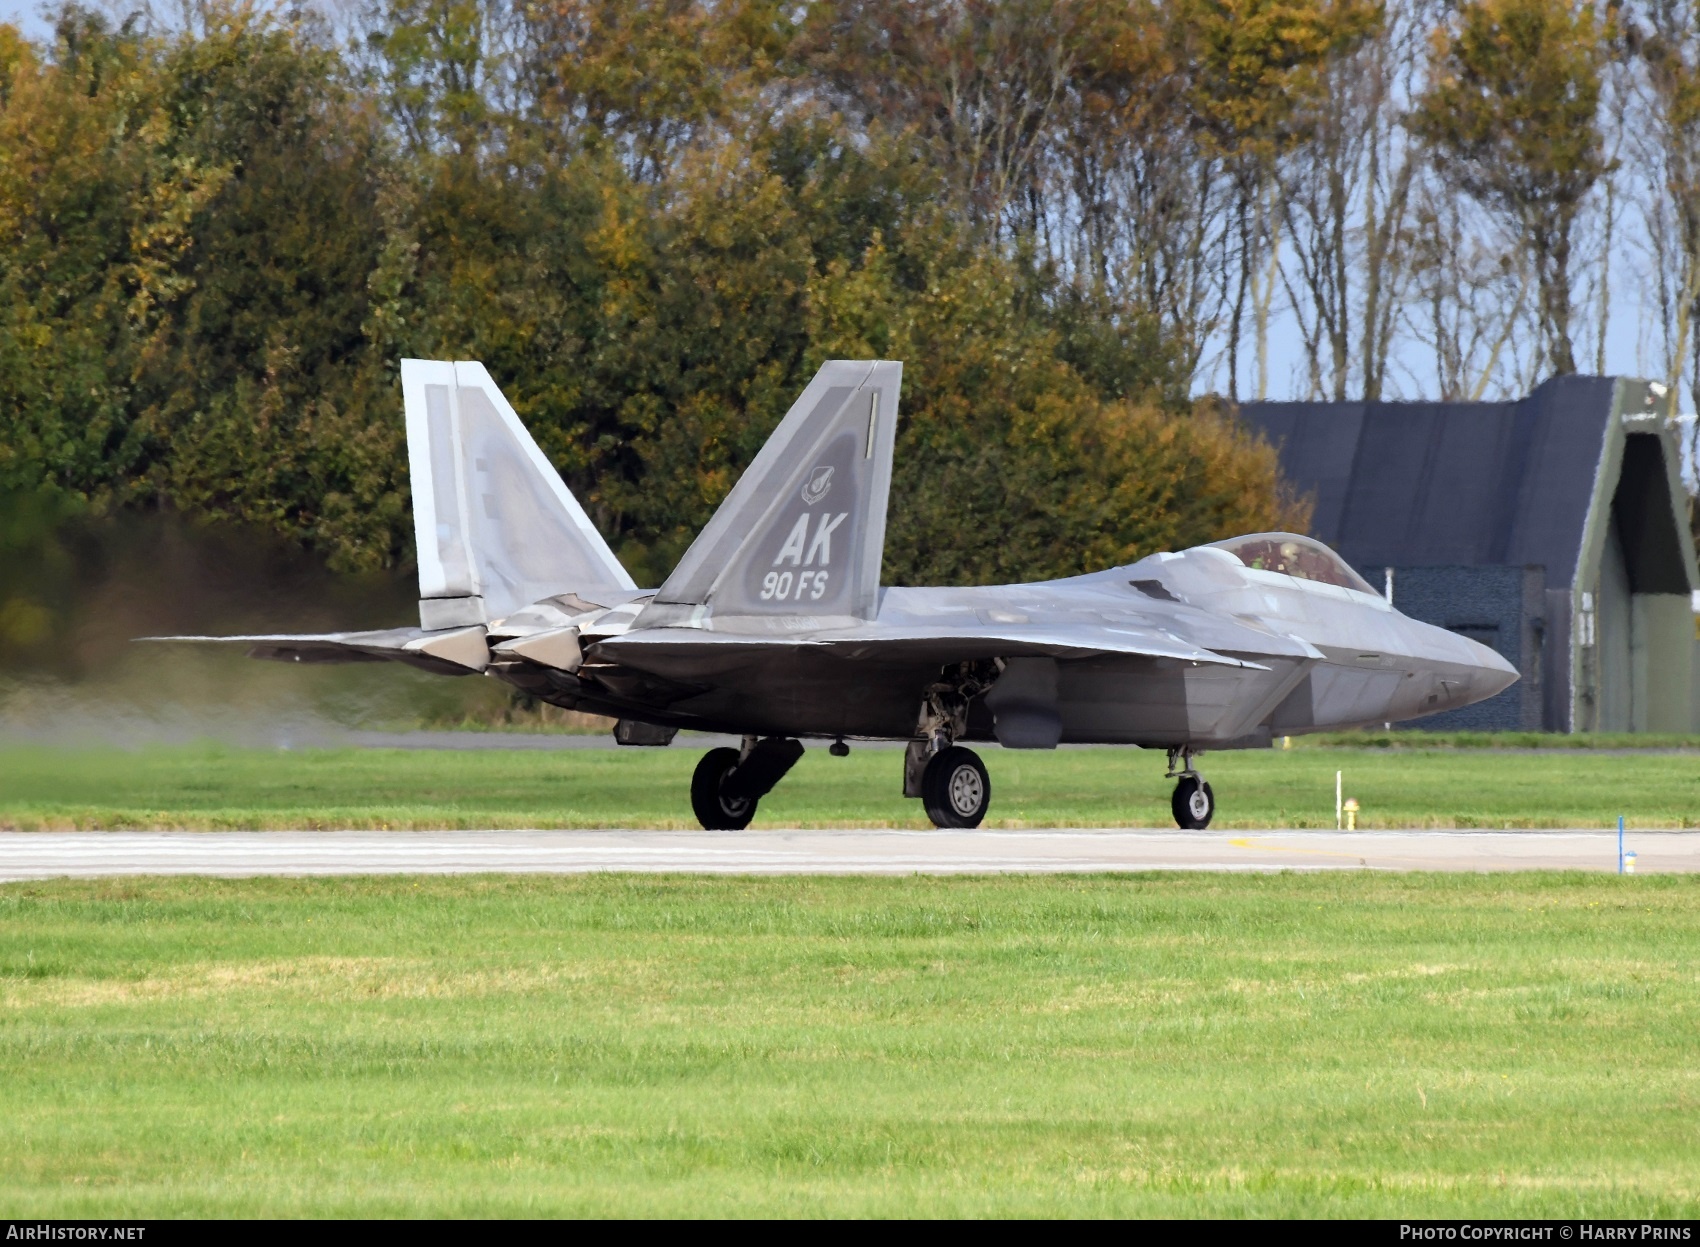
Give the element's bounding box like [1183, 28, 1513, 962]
[1, 828, 1696, 879]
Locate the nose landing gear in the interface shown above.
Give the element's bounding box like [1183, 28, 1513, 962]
[1167, 747, 1214, 830]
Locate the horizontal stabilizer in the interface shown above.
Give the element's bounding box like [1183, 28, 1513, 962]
[403, 359, 636, 628]
[141, 627, 489, 675]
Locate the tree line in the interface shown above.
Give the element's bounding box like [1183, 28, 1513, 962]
[0, 0, 1323, 592]
[6, 0, 1687, 598]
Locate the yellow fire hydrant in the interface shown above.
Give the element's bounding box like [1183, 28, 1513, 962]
[1343, 797, 1360, 831]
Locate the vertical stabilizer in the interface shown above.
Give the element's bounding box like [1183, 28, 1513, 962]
[648, 360, 901, 628]
[402, 359, 636, 629]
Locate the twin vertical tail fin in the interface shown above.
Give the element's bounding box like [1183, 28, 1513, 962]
[403, 357, 899, 633]
[402, 359, 636, 629]
[644, 361, 902, 630]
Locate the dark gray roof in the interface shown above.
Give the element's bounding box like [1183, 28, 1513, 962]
[1239, 376, 1616, 588]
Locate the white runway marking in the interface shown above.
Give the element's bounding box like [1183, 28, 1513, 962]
[0, 828, 1696, 879]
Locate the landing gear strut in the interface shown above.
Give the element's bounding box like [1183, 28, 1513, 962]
[906, 660, 1000, 829]
[691, 736, 804, 830]
[1167, 746, 1214, 830]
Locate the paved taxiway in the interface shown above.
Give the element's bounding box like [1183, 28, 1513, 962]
[0, 828, 1695, 879]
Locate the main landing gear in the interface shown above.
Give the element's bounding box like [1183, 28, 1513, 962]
[1167, 746, 1214, 830]
[903, 660, 1000, 829]
[921, 745, 991, 828]
[690, 732, 995, 830]
[691, 736, 804, 830]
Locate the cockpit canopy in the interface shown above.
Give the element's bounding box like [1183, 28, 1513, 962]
[1209, 532, 1376, 594]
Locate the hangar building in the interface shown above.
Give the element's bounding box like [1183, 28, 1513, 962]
[1239, 376, 1699, 732]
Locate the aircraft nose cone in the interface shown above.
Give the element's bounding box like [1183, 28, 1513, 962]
[1464, 639, 1519, 701]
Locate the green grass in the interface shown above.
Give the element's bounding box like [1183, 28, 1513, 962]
[1, 872, 1696, 1216]
[2, 742, 1699, 829]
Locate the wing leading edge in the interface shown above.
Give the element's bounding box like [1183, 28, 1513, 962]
[596, 622, 1270, 676]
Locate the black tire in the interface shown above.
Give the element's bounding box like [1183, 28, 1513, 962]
[922, 746, 991, 829]
[691, 747, 756, 831]
[1171, 776, 1214, 830]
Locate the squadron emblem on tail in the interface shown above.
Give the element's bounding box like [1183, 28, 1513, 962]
[801, 466, 834, 505]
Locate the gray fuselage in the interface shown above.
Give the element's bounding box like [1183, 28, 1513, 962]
[540, 541, 1517, 747]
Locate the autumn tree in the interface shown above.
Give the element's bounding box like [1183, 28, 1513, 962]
[0, 0, 1318, 598]
[0, 5, 402, 568]
[365, 0, 507, 158]
[1625, 0, 1700, 414]
[1164, 0, 1380, 398]
[1275, 2, 1426, 400]
[1414, 0, 1612, 376]
[1052, 0, 1223, 379]
[0, 9, 161, 504]
[143, 8, 400, 568]
[796, 0, 1082, 236]
[520, 0, 793, 184]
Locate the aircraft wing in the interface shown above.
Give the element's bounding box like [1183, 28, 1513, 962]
[594, 622, 1268, 675]
[139, 626, 489, 676]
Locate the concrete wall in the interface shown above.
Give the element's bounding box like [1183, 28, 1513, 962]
[1691, 633, 1700, 731]
[1388, 564, 1547, 730]
[1594, 516, 1633, 730]
[1544, 588, 1573, 731]
[1576, 429, 1698, 732]
[1639, 594, 1695, 731]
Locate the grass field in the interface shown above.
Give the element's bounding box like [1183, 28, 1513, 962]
[2, 741, 1699, 829]
[2, 872, 1696, 1217]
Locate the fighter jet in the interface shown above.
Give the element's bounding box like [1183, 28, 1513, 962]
[151, 359, 1517, 830]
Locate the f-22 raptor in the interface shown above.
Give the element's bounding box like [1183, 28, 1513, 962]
[156, 359, 1517, 830]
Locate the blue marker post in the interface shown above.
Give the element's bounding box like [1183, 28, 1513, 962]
[1618, 815, 1625, 875]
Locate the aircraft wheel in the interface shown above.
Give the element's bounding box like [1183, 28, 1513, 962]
[922, 746, 990, 829]
[691, 747, 756, 831]
[1171, 776, 1214, 830]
